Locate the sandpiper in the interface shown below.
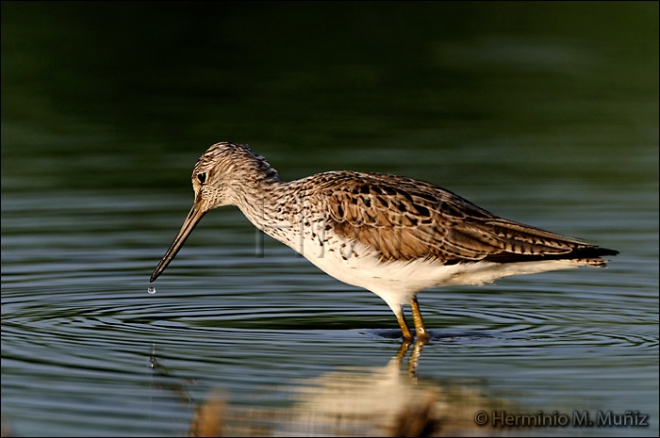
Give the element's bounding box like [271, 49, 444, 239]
[151, 142, 618, 341]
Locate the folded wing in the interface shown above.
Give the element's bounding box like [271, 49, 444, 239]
[314, 172, 617, 264]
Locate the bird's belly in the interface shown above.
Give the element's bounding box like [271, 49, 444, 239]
[292, 235, 456, 295]
[269, 228, 435, 292]
[262, 225, 586, 311]
[300, 244, 587, 312]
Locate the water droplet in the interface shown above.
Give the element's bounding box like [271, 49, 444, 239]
[147, 286, 157, 295]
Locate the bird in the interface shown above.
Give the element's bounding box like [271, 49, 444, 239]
[150, 142, 618, 341]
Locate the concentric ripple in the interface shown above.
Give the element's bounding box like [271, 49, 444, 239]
[2, 191, 658, 436]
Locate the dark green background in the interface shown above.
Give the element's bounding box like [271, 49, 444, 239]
[3, 2, 657, 192]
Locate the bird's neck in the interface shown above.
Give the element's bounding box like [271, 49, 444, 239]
[231, 163, 289, 233]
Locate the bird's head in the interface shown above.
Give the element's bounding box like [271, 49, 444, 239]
[150, 142, 277, 282]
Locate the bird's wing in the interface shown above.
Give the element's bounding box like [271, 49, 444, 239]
[313, 172, 594, 263]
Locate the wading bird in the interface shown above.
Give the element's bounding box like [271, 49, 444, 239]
[151, 142, 618, 341]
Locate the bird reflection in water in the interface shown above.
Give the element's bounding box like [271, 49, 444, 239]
[149, 340, 507, 437]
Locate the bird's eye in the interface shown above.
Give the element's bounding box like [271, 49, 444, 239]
[197, 173, 207, 184]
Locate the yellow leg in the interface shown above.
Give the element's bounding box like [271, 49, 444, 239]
[395, 337, 413, 364]
[410, 297, 429, 341]
[396, 310, 414, 341]
[407, 339, 425, 377]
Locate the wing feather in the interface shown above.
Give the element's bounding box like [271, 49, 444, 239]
[307, 171, 617, 263]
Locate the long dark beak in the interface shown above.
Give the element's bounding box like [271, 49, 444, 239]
[150, 201, 206, 282]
